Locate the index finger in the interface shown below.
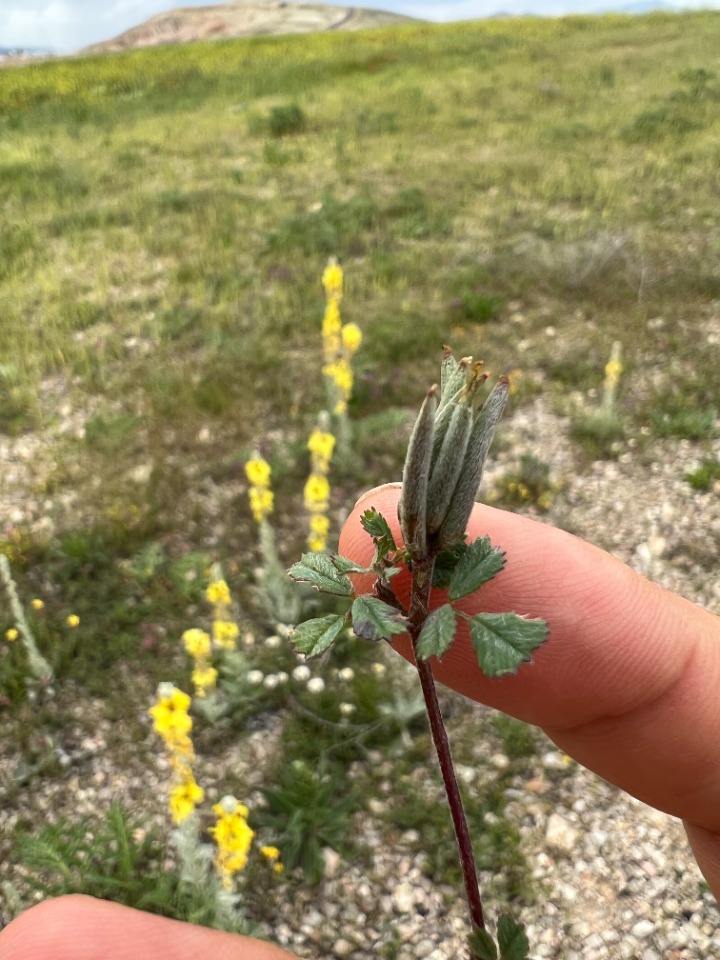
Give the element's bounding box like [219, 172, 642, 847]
[339, 484, 720, 839]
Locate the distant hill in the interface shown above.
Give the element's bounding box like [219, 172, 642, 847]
[81, 1, 422, 55]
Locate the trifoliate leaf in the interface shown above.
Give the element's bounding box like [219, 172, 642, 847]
[330, 554, 373, 575]
[468, 927, 498, 960]
[497, 915, 530, 960]
[360, 508, 397, 548]
[416, 604, 457, 661]
[292, 615, 346, 658]
[351, 596, 407, 642]
[288, 553, 353, 596]
[432, 540, 468, 590]
[449, 536, 506, 601]
[468, 613, 548, 677]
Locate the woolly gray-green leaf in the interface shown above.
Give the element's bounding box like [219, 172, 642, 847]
[468, 927, 498, 960]
[497, 915, 530, 960]
[468, 612, 548, 678]
[360, 508, 397, 549]
[330, 554, 373, 576]
[288, 553, 353, 596]
[351, 596, 407, 642]
[292, 615, 346, 658]
[449, 536, 506, 601]
[415, 604, 457, 660]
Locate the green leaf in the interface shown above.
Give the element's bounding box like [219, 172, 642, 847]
[360, 508, 396, 548]
[432, 540, 468, 589]
[351, 596, 407, 642]
[330, 554, 373, 575]
[288, 553, 353, 596]
[292, 615, 346, 658]
[449, 536, 505, 601]
[497, 915, 530, 960]
[468, 613, 548, 678]
[416, 604, 457, 660]
[468, 927, 498, 960]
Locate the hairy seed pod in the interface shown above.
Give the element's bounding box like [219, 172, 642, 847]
[426, 403, 473, 535]
[434, 378, 509, 550]
[438, 356, 471, 411]
[440, 345, 458, 396]
[399, 386, 437, 558]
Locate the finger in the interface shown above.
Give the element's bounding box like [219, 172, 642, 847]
[339, 484, 720, 837]
[0, 895, 296, 960]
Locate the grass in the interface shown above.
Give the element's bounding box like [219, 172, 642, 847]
[2, 8, 720, 941]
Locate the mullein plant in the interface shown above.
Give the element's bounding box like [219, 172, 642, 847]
[305, 415, 336, 552]
[288, 347, 548, 960]
[601, 340, 623, 418]
[0, 553, 52, 685]
[321, 258, 362, 456]
[245, 452, 300, 625]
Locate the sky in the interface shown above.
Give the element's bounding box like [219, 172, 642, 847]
[2, 0, 719, 53]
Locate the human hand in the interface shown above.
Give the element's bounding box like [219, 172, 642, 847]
[338, 483, 720, 899]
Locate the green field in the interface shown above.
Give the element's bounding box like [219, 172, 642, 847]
[1, 10, 719, 948]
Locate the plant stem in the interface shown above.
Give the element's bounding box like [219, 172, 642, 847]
[405, 555, 486, 936]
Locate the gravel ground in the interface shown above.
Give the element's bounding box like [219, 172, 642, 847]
[1, 389, 719, 957]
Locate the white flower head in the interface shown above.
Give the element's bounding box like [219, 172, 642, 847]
[337, 667, 354, 681]
[264, 634, 281, 649]
[246, 670, 264, 685]
[371, 662, 387, 677]
[276, 671, 289, 684]
[306, 677, 325, 694]
[263, 674, 280, 689]
[339, 702, 356, 715]
[292, 665, 311, 682]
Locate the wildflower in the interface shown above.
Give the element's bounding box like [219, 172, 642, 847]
[264, 634, 281, 648]
[371, 662, 387, 677]
[292, 665, 311, 682]
[306, 677, 325, 694]
[182, 628, 211, 659]
[31, 598, 44, 610]
[308, 429, 336, 468]
[169, 772, 205, 824]
[260, 845, 281, 862]
[322, 259, 343, 299]
[304, 474, 330, 511]
[263, 674, 280, 689]
[276, 671, 289, 684]
[211, 796, 255, 886]
[149, 685, 193, 742]
[5, 628, 18, 642]
[245, 457, 272, 488]
[246, 670, 264, 685]
[340, 702, 356, 716]
[341, 322, 362, 355]
[212, 619, 239, 650]
[191, 663, 218, 697]
[206, 579, 231, 607]
[308, 533, 326, 552]
[337, 667, 355, 681]
[66, 614, 80, 628]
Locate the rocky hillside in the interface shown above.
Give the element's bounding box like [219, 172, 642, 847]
[82, 1, 421, 54]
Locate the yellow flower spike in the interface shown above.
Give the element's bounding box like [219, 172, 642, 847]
[212, 619, 239, 650]
[149, 685, 193, 740]
[66, 614, 80, 628]
[182, 628, 211, 659]
[304, 474, 330, 511]
[308, 534, 327, 552]
[307, 429, 336, 465]
[206, 579, 231, 607]
[5, 628, 18, 642]
[191, 663, 218, 697]
[169, 773, 205, 824]
[341, 322, 362, 355]
[245, 456, 272, 489]
[248, 487, 274, 523]
[31, 598, 44, 610]
[322, 299, 342, 336]
[322, 259, 343, 299]
[309, 514, 330, 537]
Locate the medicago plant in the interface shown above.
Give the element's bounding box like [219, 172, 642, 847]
[289, 347, 549, 960]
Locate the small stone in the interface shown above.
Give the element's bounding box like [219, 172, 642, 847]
[631, 920, 656, 938]
[332, 938, 354, 957]
[545, 813, 579, 854]
[392, 881, 415, 914]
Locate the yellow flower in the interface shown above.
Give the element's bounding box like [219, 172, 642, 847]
[206, 579, 231, 606]
[304, 474, 330, 511]
[245, 457, 271, 488]
[604, 359, 623, 388]
[322, 299, 342, 337]
[169, 773, 205, 824]
[309, 514, 330, 537]
[5, 628, 18, 642]
[66, 614, 80, 628]
[31, 598, 44, 610]
[249, 486, 274, 523]
[322, 260, 343, 299]
[213, 619, 239, 650]
[211, 797, 255, 881]
[149, 686, 193, 741]
[341, 322, 362, 355]
[260, 845, 281, 861]
[182, 628, 211, 659]
[323, 359, 353, 396]
[273, 863, 284, 874]
[192, 664, 218, 697]
[308, 534, 326, 552]
[307, 429, 336, 463]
